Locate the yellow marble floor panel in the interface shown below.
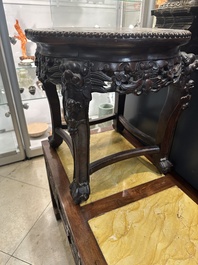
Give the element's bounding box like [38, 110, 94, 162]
[89, 186, 198, 265]
[57, 130, 163, 205]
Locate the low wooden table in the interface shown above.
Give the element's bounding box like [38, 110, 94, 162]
[25, 27, 197, 205]
[42, 130, 198, 265]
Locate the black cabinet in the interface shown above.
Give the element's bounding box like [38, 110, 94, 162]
[124, 1, 198, 190]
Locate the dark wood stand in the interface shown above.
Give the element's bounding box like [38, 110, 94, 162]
[25, 27, 198, 205]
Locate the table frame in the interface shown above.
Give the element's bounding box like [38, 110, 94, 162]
[26, 28, 198, 204]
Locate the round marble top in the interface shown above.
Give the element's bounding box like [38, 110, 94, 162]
[25, 27, 191, 61]
[25, 27, 191, 46]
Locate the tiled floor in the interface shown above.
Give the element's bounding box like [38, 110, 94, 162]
[0, 156, 75, 265]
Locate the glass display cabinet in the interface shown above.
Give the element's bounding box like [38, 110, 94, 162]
[0, 1, 25, 166]
[1, 0, 52, 165]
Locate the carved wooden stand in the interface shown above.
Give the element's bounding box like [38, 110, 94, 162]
[25, 28, 197, 205]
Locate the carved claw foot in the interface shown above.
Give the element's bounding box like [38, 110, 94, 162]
[158, 158, 173, 174]
[70, 181, 90, 204]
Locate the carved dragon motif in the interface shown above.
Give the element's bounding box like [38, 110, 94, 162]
[110, 58, 182, 95]
[35, 51, 198, 98]
[34, 51, 198, 137]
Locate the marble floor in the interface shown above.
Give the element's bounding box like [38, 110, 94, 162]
[0, 156, 75, 265]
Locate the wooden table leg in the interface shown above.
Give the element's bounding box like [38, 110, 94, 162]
[61, 63, 91, 204]
[43, 82, 63, 148]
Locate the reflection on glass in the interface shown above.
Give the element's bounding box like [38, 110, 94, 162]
[50, 0, 143, 28]
[0, 73, 19, 156]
